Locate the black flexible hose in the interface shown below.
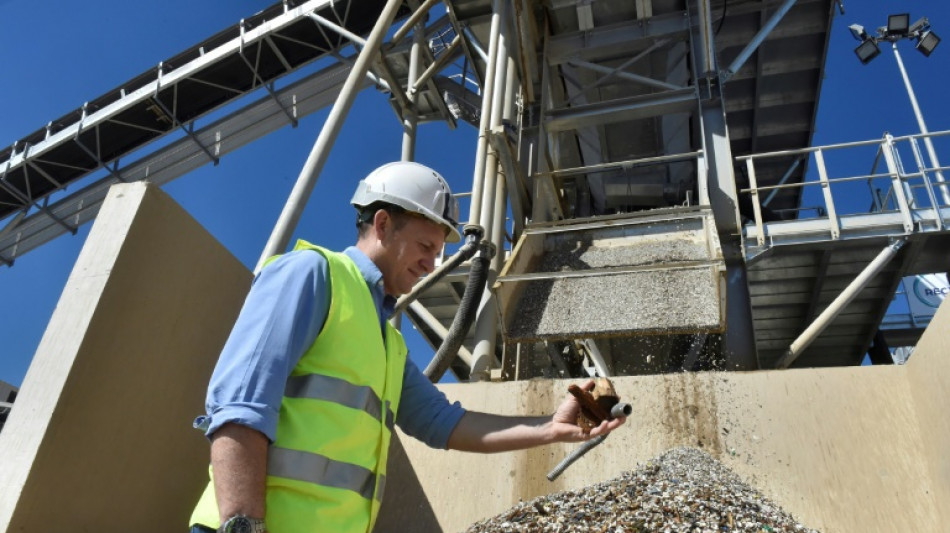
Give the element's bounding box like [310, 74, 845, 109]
[424, 239, 493, 382]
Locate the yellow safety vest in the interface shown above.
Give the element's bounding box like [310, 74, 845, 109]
[191, 241, 408, 533]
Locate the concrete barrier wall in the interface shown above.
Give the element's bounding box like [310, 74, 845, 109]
[905, 298, 950, 526]
[383, 302, 950, 533]
[0, 183, 251, 532]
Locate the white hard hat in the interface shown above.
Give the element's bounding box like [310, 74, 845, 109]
[351, 161, 462, 243]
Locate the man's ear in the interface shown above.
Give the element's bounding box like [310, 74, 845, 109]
[373, 209, 391, 239]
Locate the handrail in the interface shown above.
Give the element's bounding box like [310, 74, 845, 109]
[740, 129, 950, 250]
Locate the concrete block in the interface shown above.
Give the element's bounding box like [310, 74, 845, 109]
[0, 182, 251, 532]
[905, 297, 950, 525]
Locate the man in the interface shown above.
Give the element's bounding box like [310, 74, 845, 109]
[189, 162, 626, 533]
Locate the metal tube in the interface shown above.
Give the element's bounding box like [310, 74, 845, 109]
[566, 39, 669, 105]
[468, 0, 504, 226]
[255, 0, 404, 271]
[309, 13, 366, 47]
[391, 0, 441, 45]
[776, 238, 907, 368]
[892, 43, 950, 205]
[402, 24, 424, 161]
[477, 27, 509, 235]
[762, 157, 801, 207]
[407, 300, 475, 367]
[723, 0, 798, 80]
[568, 58, 683, 91]
[463, 26, 490, 63]
[469, 26, 512, 373]
[546, 435, 608, 481]
[411, 34, 462, 94]
[581, 339, 611, 377]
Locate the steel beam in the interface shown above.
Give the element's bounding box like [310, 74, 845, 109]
[776, 239, 907, 368]
[545, 87, 695, 133]
[546, 13, 690, 66]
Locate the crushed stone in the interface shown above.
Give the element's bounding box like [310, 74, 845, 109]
[464, 447, 819, 533]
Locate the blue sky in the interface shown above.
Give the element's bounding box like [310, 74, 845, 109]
[1, 1, 948, 387]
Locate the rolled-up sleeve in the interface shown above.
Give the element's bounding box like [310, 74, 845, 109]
[196, 250, 330, 442]
[395, 358, 466, 449]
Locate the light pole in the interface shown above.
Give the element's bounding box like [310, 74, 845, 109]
[849, 14, 950, 205]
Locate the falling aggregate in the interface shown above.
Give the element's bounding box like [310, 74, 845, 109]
[464, 447, 819, 533]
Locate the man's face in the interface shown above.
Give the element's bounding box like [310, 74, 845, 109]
[379, 213, 446, 297]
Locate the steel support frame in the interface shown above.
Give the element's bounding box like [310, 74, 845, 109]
[691, 0, 758, 369]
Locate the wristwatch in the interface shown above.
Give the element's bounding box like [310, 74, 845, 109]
[219, 515, 266, 533]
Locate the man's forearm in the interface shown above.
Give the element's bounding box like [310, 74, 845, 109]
[210, 423, 269, 522]
[446, 412, 556, 453]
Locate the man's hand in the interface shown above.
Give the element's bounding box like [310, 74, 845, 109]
[549, 379, 626, 442]
[446, 380, 627, 453]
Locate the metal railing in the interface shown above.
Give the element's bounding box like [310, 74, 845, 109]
[738, 129, 950, 250]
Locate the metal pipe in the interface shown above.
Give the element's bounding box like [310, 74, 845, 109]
[309, 13, 366, 47]
[462, 26, 489, 63]
[468, 0, 504, 226]
[407, 300, 475, 368]
[776, 238, 907, 368]
[479, 30, 510, 234]
[568, 58, 683, 91]
[723, 0, 798, 80]
[537, 151, 703, 179]
[580, 338, 611, 377]
[411, 34, 462, 94]
[402, 24, 424, 161]
[566, 39, 669, 106]
[762, 157, 801, 207]
[469, 27, 511, 372]
[547, 435, 607, 481]
[255, 0, 404, 271]
[892, 43, 950, 205]
[391, 0, 441, 45]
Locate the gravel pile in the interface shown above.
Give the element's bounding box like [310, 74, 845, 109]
[464, 448, 819, 533]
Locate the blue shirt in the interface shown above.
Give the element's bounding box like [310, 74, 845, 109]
[195, 246, 466, 449]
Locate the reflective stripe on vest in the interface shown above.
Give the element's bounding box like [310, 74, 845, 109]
[268, 446, 386, 502]
[284, 374, 395, 431]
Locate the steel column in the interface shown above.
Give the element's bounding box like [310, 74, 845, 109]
[470, 17, 512, 376]
[256, 0, 405, 270]
[402, 24, 424, 162]
[468, 0, 505, 226]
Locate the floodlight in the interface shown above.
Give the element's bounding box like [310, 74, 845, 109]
[848, 24, 868, 41]
[887, 13, 911, 36]
[917, 30, 941, 57]
[855, 38, 881, 64]
[908, 17, 930, 35]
